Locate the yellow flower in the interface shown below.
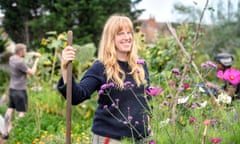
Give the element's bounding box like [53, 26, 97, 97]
[41, 38, 47, 46]
[57, 33, 65, 40]
[63, 42, 67, 48]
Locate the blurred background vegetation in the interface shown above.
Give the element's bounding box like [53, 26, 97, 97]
[0, 0, 240, 143]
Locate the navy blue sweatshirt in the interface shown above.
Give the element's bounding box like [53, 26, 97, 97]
[57, 60, 150, 140]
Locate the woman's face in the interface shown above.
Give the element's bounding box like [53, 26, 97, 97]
[114, 27, 133, 55]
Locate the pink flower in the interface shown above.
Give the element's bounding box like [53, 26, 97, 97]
[210, 137, 221, 144]
[217, 70, 224, 79]
[189, 117, 196, 123]
[172, 68, 180, 74]
[223, 68, 240, 85]
[146, 86, 162, 96]
[183, 83, 190, 89]
[149, 140, 156, 144]
[217, 69, 240, 85]
[204, 119, 211, 125]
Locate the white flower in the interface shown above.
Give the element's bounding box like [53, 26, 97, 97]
[160, 118, 170, 127]
[178, 96, 189, 104]
[196, 101, 208, 109]
[216, 92, 232, 104]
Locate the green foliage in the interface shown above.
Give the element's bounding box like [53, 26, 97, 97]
[0, 27, 8, 53]
[0, 0, 144, 50]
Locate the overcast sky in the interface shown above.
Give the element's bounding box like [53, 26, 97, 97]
[134, 0, 239, 23]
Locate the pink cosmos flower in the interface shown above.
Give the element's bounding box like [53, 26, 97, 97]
[217, 68, 240, 85]
[146, 86, 162, 96]
[209, 137, 221, 144]
[204, 119, 211, 125]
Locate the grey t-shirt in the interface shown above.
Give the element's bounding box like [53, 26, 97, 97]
[9, 55, 28, 90]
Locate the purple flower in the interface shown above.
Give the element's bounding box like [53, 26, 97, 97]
[128, 116, 133, 121]
[111, 103, 116, 107]
[201, 61, 217, 69]
[201, 63, 208, 67]
[135, 121, 139, 125]
[172, 68, 180, 74]
[100, 82, 115, 91]
[98, 89, 104, 95]
[100, 84, 108, 90]
[146, 86, 162, 96]
[103, 105, 108, 109]
[123, 121, 128, 124]
[137, 59, 145, 64]
[124, 81, 133, 87]
[206, 61, 217, 68]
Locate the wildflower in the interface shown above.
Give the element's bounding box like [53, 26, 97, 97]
[195, 101, 208, 109]
[201, 63, 208, 67]
[135, 121, 139, 125]
[178, 87, 184, 91]
[128, 116, 133, 121]
[217, 68, 240, 85]
[189, 117, 196, 123]
[149, 140, 156, 144]
[183, 83, 190, 89]
[124, 81, 133, 87]
[115, 98, 120, 102]
[216, 92, 232, 104]
[209, 137, 221, 144]
[223, 68, 240, 85]
[98, 89, 104, 95]
[103, 105, 108, 109]
[101, 84, 109, 90]
[111, 103, 116, 107]
[146, 86, 162, 96]
[41, 38, 47, 46]
[137, 59, 145, 64]
[177, 96, 189, 104]
[191, 104, 195, 109]
[206, 61, 217, 68]
[204, 119, 211, 125]
[172, 68, 180, 74]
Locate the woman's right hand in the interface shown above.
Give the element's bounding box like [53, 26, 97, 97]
[61, 46, 76, 70]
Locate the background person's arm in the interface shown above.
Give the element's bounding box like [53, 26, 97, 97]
[26, 52, 41, 76]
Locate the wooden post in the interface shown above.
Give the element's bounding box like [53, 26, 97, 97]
[66, 30, 73, 144]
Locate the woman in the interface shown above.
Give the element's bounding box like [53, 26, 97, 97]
[58, 14, 151, 143]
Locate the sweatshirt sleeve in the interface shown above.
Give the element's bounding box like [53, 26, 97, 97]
[57, 61, 105, 105]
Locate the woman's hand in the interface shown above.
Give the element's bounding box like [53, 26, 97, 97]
[61, 46, 76, 70]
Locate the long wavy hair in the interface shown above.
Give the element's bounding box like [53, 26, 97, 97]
[98, 14, 146, 89]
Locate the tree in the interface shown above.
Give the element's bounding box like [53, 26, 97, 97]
[0, 0, 144, 49]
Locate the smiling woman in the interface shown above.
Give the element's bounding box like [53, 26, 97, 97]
[58, 14, 153, 143]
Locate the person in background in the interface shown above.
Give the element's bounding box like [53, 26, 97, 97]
[207, 53, 240, 101]
[58, 14, 152, 143]
[2, 43, 41, 139]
